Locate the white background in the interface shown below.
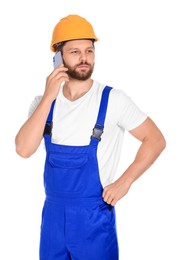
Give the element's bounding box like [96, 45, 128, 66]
[0, 0, 181, 259]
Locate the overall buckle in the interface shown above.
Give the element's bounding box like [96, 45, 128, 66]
[44, 122, 53, 136]
[91, 124, 104, 141]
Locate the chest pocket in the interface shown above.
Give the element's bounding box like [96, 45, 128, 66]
[45, 152, 89, 194]
[48, 153, 88, 169]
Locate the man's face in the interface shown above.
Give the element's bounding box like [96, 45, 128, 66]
[62, 39, 95, 80]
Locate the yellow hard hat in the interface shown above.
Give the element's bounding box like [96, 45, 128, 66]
[50, 14, 98, 52]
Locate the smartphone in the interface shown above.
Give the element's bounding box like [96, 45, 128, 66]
[53, 51, 63, 69]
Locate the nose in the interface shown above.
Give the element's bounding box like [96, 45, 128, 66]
[80, 52, 87, 63]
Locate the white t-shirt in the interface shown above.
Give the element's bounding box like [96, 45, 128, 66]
[29, 80, 147, 187]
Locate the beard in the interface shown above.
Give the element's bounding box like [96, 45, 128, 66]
[63, 60, 94, 81]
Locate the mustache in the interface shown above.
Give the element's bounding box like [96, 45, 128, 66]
[76, 61, 90, 66]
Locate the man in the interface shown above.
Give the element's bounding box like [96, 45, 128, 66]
[15, 14, 166, 260]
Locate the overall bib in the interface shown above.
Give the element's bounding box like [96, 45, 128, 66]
[40, 86, 119, 260]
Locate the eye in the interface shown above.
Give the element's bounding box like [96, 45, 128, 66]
[71, 50, 78, 54]
[87, 49, 94, 53]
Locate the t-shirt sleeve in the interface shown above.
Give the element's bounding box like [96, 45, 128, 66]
[111, 89, 148, 131]
[28, 95, 42, 118]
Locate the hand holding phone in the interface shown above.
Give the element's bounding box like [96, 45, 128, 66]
[53, 51, 63, 69]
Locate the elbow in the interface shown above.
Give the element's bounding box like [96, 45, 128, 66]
[15, 145, 32, 158]
[15, 136, 33, 158]
[160, 135, 166, 151]
[157, 134, 166, 155]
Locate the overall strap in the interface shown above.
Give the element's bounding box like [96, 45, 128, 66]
[90, 86, 112, 146]
[43, 99, 56, 137]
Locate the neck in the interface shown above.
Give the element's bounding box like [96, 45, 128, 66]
[63, 78, 93, 101]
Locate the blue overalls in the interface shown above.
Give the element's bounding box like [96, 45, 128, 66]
[40, 86, 119, 260]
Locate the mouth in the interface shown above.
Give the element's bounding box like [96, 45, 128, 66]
[77, 62, 90, 68]
[77, 65, 89, 70]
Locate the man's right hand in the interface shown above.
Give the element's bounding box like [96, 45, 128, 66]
[44, 64, 69, 101]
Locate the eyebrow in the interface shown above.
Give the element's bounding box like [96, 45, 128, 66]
[67, 46, 95, 51]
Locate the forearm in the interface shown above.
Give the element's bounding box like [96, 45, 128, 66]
[102, 133, 166, 206]
[15, 65, 69, 158]
[15, 97, 53, 158]
[116, 136, 166, 186]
